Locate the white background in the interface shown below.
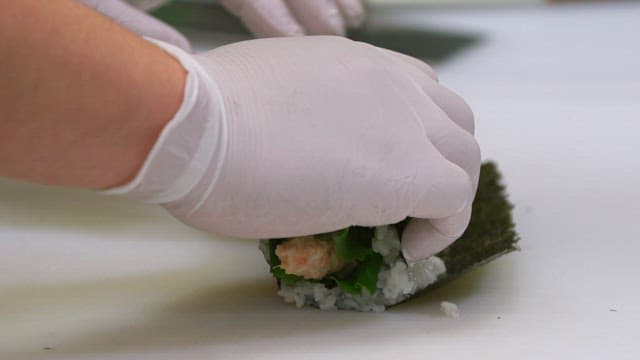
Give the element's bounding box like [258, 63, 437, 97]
[1, 2, 639, 359]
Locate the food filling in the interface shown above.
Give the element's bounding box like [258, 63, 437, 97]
[275, 236, 345, 279]
[261, 225, 447, 311]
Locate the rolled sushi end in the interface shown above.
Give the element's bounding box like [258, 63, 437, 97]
[260, 162, 519, 312]
[259, 225, 447, 312]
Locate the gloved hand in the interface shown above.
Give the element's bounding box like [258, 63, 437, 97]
[219, 0, 365, 37]
[105, 36, 480, 262]
[78, 0, 192, 52]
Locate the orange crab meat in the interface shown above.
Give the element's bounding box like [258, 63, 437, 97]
[275, 236, 345, 279]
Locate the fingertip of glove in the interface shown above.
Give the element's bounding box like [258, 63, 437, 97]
[277, 23, 306, 37]
[315, 12, 346, 36]
[237, 1, 306, 38]
[345, 12, 365, 29]
[337, 0, 366, 28]
[401, 218, 458, 262]
[286, 1, 345, 36]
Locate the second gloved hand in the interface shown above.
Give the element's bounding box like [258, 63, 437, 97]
[220, 0, 365, 37]
[106, 36, 480, 262]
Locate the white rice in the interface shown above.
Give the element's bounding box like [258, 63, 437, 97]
[440, 301, 461, 318]
[261, 225, 447, 312]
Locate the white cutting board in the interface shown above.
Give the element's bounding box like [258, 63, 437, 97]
[2, 3, 639, 359]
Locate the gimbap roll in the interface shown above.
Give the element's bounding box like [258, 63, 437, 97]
[259, 162, 518, 311]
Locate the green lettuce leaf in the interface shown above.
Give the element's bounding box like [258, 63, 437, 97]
[333, 227, 374, 262]
[332, 252, 383, 295]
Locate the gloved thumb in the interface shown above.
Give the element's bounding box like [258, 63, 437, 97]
[402, 206, 472, 262]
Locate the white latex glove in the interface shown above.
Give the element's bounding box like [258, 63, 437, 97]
[105, 36, 480, 262]
[78, 0, 192, 52]
[219, 0, 365, 37]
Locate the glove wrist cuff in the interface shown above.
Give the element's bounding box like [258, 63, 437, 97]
[101, 38, 226, 204]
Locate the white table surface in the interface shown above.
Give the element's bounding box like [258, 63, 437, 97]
[2, 3, 639, 359]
